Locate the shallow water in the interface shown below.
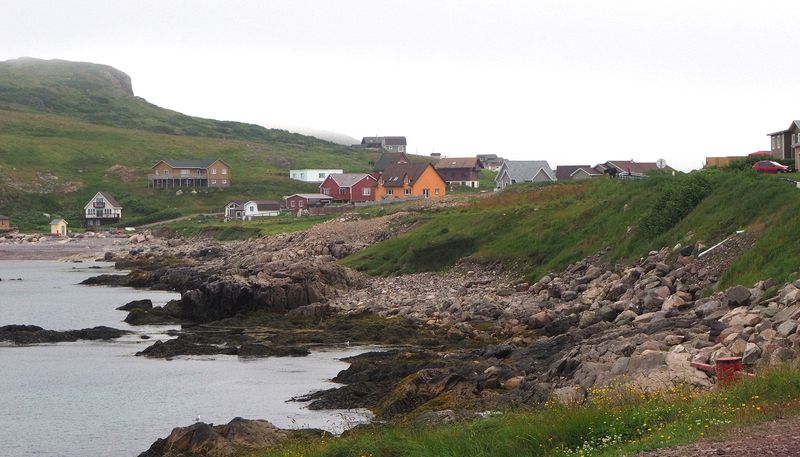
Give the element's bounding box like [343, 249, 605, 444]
[0, 260, 371, 457]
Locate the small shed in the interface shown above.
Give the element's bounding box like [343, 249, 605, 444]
[0, 215, 10, 231]
[50, 219, 68, 236]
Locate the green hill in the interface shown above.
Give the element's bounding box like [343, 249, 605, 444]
[343, 169, 800, 289]
[0, 57, 381, 229]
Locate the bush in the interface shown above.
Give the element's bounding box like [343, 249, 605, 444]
[639, 173, 713, 239]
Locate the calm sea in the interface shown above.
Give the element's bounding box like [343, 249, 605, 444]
[0, 260, 371, 457]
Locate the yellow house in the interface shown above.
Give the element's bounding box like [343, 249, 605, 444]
[375, 163, 446, 200]
[50, 219, 68, 236]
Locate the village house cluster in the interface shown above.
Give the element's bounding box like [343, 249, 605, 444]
[16, 135, 676, 234]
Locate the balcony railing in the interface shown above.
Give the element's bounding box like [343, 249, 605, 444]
[92, 201, 105, 208]
[148, 173, 208, 180]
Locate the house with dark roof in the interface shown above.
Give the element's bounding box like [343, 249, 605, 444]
[555, 165, 603, 181]
[319, 173, 378, 203]
[355, 136, 408, 153]
[242, 200, 282, 220]
[435, 157, 484, 188]
[0, 215, 10, 231]
[494, 161, 556, 189]
[594, 160, 673, 178]
[767, 121, 800, 168]
[149, 159, 231, 188]
[82, 192, 122, 227]
[224, 200, 246, 221]
[373, 151, 410, 172]
[376, 163, 446, 199]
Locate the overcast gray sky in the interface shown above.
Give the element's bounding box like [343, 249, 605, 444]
[2, 0, 799, 171]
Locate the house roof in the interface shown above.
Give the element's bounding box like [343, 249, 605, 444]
[555, 165, 601, 181]
[326, 173, 375, 187]
[374, 151, 410, 172]
[152, 159, 230, 169]
[226, 200, 246, 206]
[498, 161, 556, 182]
[383, 136, 407, 146]
[435, 157, 484, 169]
[604, 160, 673, 174]
[0, 215, 9, 220]
[286, 193, 334, 200]
[767, 120, 800, 136]
[96, 191, 121, 208]
[476, 154, 498, 160]
[50, 219, 67, 225]
[381, 163, 435, 187]
[245, 200, 282, 211]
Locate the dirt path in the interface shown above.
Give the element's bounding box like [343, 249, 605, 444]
[137, 212, 223, 228]
[634, 416, 800, 456]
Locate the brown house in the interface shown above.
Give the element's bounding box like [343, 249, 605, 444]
[767, 121, 800, 169]
[435, 157, 484, 188]
[0, 215, 10, 231]
[149, 159, 231, 188]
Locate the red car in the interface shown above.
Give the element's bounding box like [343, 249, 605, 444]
[752, 160, 790, 173]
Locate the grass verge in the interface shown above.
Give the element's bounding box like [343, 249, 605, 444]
[255, 364, 800, 457]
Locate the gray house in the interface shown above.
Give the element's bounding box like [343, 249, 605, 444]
[355, 136, 407, 153]
[494, 161, 556, 189]
[767, 120, 800, 167]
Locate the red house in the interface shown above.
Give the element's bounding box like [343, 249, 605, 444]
[284, 193, 334, 211]
[319, 173, 378, 202]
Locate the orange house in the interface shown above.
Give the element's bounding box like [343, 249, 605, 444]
[375, 163, 446, 200]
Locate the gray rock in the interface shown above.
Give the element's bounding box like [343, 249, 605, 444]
[776, 320, 798, 337]
[726, 285, 752, 306]
[770, 347, 797, 365]
[742, 343, 762, 365]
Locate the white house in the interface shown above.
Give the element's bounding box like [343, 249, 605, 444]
[242, 200, 282, 220]
[82, 192, 122, 227]
[289, 169, 344, 183]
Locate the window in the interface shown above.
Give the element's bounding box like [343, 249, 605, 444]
[211, 179, 217, 184]
[399, 146, 405, 152]
[249, 206, 255, 212]
[404, 188, 411, 195]
[154, 170, 159, 175]
[772, 137, 777, 149]
[299, 201, 304, 207]
[181, 169, 189, 176]
[212, 168, 217, 175]
[221, 180, 227, 184]
[322, 188, 331, 195]
[339, 187, 346, 195]
[435, 188, 440, 195]
[362, 187, 371, 196]
[319, 173, 325, 179]
[222, 168, 227, 175]
[164, 170, 171, 176]
[290, 201, 296, 208]
[387, 188, 394, 196]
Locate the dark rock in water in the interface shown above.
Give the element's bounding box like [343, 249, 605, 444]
[136, 338, 238, 358]
[138, 417, 288, 457]
[117, 299, 153, 311]
[237, 343, 309, 358]
[0, 325, 127, 344]
[124, 299, 182, 325]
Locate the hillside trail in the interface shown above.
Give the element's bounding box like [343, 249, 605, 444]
[634, 416, 800, 456]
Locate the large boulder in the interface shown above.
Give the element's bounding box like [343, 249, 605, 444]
[138, 417, 288, 457]
[726, 286, 752, 307]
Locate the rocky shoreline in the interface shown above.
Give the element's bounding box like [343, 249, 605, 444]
[36, 213, 800, 456]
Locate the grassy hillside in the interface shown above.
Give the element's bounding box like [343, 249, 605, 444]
[343, 170, 800, 288]
[0, 58, 391, 230]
